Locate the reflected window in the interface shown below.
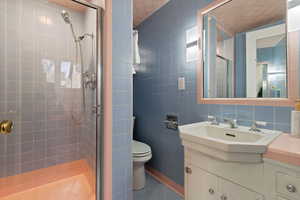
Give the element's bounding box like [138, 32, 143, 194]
[71, 64, 82, 89]
[42, 59, 55, 83]
[60, 61, 72, 88]
[288, 0, 300, 32]
[186, 26, 198, 62]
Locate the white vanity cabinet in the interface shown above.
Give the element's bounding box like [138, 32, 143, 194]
[179, 122, 300, 200]
[264, 159, 300, 200]
[184, 148, 265, 200]
[185, 164, 264, 200]
[184, 149, 300, 200]
[185, 165, 218, 200]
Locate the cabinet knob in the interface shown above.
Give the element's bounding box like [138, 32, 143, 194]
[208, 188, 215, 194]
[185, 167, 192, 174]
[286, 184, 297, 193]
[220, 194, 227, 200]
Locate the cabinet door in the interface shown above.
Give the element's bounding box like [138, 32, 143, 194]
[186, 165, 218, 200]
[219, 178, 264, 200]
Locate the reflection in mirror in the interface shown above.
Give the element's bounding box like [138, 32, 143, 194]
[203, 0, 287, 99]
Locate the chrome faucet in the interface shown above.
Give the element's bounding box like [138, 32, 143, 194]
[249, 121, 267, 132]
[224, 118, 238, 129]
[208, 115, 219, 125]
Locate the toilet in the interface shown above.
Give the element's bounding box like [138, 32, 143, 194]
[132, 117, 152, 190]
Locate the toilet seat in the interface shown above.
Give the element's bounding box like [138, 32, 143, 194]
[132, 140, 151, 157]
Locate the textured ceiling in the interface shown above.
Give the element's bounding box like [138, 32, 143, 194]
[209, 0, 286, 34]
[133, 0, 170, 27]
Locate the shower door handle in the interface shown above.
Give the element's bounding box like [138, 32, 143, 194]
[0, 120, 13, 135]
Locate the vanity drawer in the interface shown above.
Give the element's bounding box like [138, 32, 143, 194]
[276, 172, 300, 200]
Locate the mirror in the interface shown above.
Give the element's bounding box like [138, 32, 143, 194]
[202, 0, 287, 99]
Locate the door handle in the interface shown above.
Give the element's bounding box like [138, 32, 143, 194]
[0, 120, 13, 135]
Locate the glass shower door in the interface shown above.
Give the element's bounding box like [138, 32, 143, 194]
[0, 0, 103, 199]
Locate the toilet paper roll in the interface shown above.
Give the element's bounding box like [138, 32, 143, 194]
[291, 111, 300, 137]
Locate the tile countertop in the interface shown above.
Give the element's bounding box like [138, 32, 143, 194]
[264, 133, 300, 167]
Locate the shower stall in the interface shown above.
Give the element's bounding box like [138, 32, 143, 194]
[0, 0, 104, 199]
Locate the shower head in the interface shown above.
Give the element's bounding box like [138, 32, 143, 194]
[61, 10, 78, 42]
[61, 10, 71, 24]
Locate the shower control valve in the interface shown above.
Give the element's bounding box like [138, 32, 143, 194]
[83, 71, 97, 89]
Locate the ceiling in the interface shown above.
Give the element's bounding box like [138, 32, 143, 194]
[133, 0, 170, 27]
[48, 0, 91, 12]
[209, 0, 286, 34]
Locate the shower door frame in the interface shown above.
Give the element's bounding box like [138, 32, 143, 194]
[71, 1, 105, 200]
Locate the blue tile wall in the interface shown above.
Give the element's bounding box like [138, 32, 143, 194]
[112, 0, 133, 199]
[134, 0, 295, 187]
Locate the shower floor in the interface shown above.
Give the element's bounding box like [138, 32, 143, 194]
[0, 160, 95, 200]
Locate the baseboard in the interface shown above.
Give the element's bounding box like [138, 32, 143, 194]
[145, 166, 184, 197]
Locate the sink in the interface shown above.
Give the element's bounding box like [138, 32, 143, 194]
[179, 122, 282, 163]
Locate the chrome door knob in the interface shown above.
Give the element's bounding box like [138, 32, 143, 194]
[286, 184, 297, 193]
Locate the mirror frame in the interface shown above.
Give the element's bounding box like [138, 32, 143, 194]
[197, 0, 299, 107]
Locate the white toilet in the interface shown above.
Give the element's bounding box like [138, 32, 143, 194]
[132, 117, 152, 190]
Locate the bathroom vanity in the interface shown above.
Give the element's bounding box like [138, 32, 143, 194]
[181, 0, 300, 197]
[180, 122, 300, 200]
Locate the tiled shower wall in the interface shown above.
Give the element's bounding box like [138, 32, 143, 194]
[0, 0, 96, 178]
[134, 0, 296, 187]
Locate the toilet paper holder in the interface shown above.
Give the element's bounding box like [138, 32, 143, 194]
[164, 114, 178, 130]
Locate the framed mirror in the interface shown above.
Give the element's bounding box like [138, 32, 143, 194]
[197, 0, 299, 106]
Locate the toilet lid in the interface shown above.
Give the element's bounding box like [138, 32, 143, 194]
[132, 140, 151, 156]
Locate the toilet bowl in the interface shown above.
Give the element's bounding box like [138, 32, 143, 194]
[132, 140, 152, 190]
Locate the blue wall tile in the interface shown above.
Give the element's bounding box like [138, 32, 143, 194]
[237, 105, 254, 121]
[134, 0, 294, 188]
[255, 106, 274, 123]
[275, 107, 293, 124]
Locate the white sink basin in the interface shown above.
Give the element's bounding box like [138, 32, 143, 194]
[179, 122, 282, 163]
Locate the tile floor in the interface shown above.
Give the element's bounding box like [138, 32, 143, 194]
[133, 174, 183, 200]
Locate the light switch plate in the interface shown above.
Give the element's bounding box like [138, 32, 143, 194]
[178, 77, 186, 90]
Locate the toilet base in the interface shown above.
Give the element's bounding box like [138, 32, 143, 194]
[133, 162, 146, 190]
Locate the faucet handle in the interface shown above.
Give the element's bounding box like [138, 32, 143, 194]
[224, 118, 237, 123]
[208, 115, 216, 121]
[250, 121, 267, 132]
[224, 118, 238, 128]
[255, 121, 267, 126]
[208, 115, 219, 125]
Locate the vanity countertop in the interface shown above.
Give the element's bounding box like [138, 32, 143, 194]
[264, 133, 300, 167]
